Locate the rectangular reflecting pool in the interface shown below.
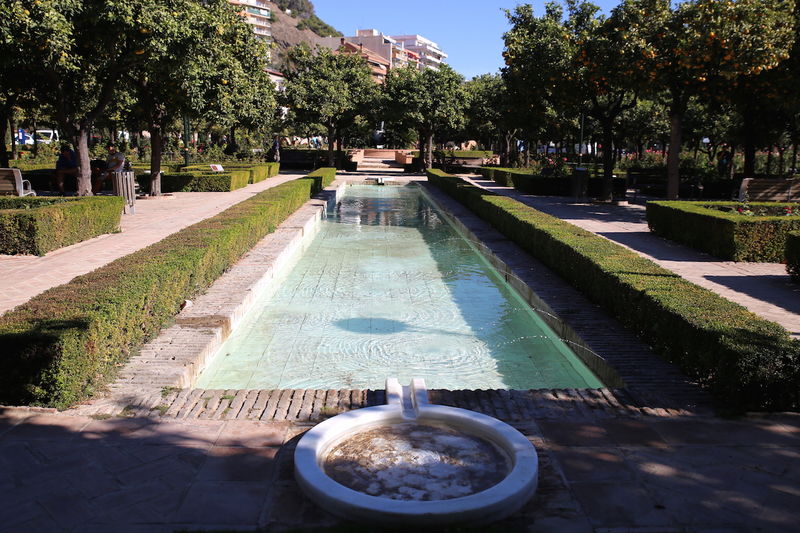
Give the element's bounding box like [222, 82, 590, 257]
[195, 184, 603, 390]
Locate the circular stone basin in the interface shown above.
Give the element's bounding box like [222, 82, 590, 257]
[295, 395, 538, 526]
[323, 422, 511, 501]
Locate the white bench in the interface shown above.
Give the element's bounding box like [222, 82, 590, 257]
[0, 168, 35, 196]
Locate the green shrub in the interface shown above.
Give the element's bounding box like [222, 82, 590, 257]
[0, 196, 123, 255]
[479, 167, 626, 198]
[787, 232, 800, 282]
[158, 170, 251, 192]
[647, 201, 800, 262]
[0, 168, 337, 409]
[427, 169, 800, 412]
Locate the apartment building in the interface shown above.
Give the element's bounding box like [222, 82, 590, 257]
[335, 39, 391, 83]
[320, 29, 425, 71]
[391, 34, 448, 71]
[228, 0, 273, 59]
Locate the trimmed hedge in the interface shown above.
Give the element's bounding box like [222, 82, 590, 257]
[0, 196, 123, 255]
[647, 201, 800, 262]
[158, 170, 251, 192]
[788, 232, 800, 282]
[179, 163, 279, 184]
[427, 169, 799, 412]
[480, 167, 627, 198]
[0, 168, 337, 408]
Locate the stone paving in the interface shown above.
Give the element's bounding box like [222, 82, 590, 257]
[0, 172, 308, 315]
[1, 406, 797, 532]
[1, 172, 799, 531]
[465, 176, 800, 338]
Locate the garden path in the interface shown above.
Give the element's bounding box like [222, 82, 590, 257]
[466, 176, 800, 339]
[0, 172, 308, 316]
[1, 405, 796, 531]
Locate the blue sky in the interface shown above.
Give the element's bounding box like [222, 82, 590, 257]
[314, 1, 620, 80]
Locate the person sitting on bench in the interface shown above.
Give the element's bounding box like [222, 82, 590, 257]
[54, 144, 78, 195]
[92, 142, 126, 194]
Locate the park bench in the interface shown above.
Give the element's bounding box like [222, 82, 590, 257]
[738, 178, 799, 202]
[0, 168, 36, 196]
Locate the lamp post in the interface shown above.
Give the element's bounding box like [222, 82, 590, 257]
[578, 112, 585, 168]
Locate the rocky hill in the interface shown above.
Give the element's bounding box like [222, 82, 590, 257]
[266, 0, 341, 70]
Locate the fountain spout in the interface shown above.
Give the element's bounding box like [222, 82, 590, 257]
[385, 377, 428, 419]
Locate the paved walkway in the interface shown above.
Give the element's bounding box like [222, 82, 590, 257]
[466, 176, 800, 338]
[0, 173, 307, 316]
[1, 407, 796, 532]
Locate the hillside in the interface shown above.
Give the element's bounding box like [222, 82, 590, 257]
[266, 0, 341, 70]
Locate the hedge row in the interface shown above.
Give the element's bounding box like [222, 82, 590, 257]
[647, 201, 800, 262]
[0, 168, 337, 408]
[180, 163, 280, 184]
[157, 170, 252, 192]
[427, 169, 799, 411]
[788, 232, 800, 282]
[480, 167, 627, 198]
[0, 196, 124, 255]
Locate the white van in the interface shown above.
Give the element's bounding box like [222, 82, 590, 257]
[35, 130, 60, 144]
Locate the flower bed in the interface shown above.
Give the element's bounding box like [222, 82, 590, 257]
[0, 196, 123, 255]
[0, 168, 336, 408]
[646, 201, 800, 262]
[427, 169, 799, 412]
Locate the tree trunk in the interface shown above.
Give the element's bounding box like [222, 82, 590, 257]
[73, 126, 93, 196]
[729, 143, 738, 179]
[743, 113, 756, 177]
[666, 101, 684, 200]
[10, 117, 17, 160]
[327, 124, 336, 167]
[766, 146, 773, 176]
[149, 123, 163, 196]
[792, 143, 798, 174]
[601, 119, 615, 202]
[32, 118, 38, 158]
[779, 146, 786, 176]
[0, 118, 8, 167]
[425, 133, 433, 170]
[335, 131, 344, 169]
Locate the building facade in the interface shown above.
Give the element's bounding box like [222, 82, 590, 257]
[228, 0, 273, 60]
[390, 34, 447, 71]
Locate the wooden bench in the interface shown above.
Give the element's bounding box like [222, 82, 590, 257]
[0, 168, 36, 196]
[738, 178, 799, 202]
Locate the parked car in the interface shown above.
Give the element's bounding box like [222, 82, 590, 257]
[34, 129, 60, 144]
[14, 131, 34, 145]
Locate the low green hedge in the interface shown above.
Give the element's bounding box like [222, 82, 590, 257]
[0, 196, 123, 255]
[179, 163, 280, 184]
[787, 232, 800, 282]
[647, 201, 800, 262]
[480, 167, 627, 198]
[158, 170, 251, 192]
[427, 169, 799, 412]
[0, 168, 337, 408]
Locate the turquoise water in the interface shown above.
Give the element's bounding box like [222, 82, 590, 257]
[195, 185, 603, 390]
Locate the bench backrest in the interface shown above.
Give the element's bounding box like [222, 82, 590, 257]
[739, 178, 799, 202]
[0, 168, 23, 196]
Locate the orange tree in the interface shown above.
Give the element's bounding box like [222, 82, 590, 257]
[639, 0, 795, 197]
[504, 1, 655, 200]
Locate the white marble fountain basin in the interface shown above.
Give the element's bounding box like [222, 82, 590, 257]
[294, 378, 538, 525]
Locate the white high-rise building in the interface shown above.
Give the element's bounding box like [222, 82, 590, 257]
[390, 34, 448, 70]
[229, 0, 273, 60]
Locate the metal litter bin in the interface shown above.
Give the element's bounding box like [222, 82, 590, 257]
[112, 171, 136, 214]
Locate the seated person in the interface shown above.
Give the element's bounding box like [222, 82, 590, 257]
[92, 142, 126, 194]
[54, 145, 78, 194]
